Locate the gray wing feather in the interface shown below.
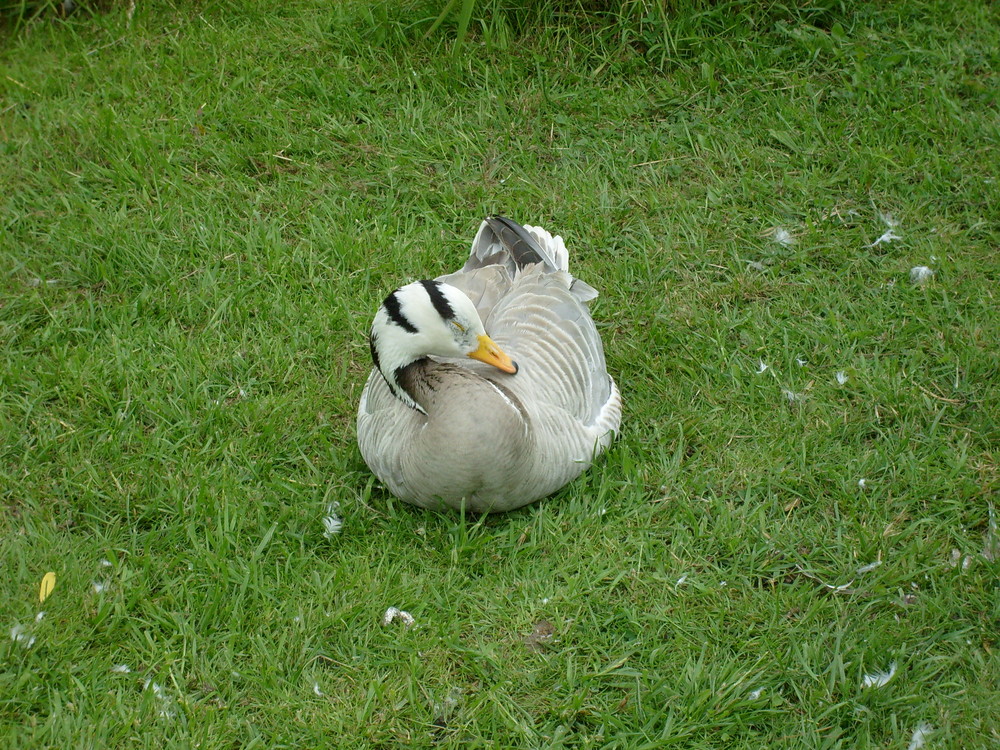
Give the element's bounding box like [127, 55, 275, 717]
[480, 268, 614, 427]
[441, 218, 615, 428]
[435, 265, 513, 324]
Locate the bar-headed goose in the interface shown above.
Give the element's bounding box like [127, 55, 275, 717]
[356, 217, 621, 513]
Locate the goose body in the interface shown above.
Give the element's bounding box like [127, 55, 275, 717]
[356, 217, 621, 513]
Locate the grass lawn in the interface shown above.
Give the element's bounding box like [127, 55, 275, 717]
[2, 0, 998, 746]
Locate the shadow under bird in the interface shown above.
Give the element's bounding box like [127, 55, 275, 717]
[356, 217, 621, 513]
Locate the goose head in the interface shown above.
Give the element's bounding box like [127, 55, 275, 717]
[369, 279, 518, 413]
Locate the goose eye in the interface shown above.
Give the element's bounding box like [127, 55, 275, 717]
[451, 321, 466, 333]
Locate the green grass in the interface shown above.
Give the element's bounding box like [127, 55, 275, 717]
[2, 0, 998, 746]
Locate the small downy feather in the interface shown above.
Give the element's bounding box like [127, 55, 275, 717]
[861, 661, 897, 689]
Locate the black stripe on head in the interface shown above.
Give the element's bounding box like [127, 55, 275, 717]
[419, 279, 455, 321]
[382, 290, 418, 334]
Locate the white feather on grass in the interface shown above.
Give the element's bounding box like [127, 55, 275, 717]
[861, 661, 897, 689]
[878, 211, 900, 228]
[382, 607, 415, 628]
[868, 229, 902, 247]
[433, 687, 464, 723]
[143, 679, 177, 719]
[782, 388, 804, 403]
[772, 227, 796, 246]
[794, 565, 854, 592]
[983, 504, 999, 562]
[321, 502, 343, 538]
[949, 549, 972, 570]
[836, 371, 848, 385]
[907, 723, 933, 750]
[9, 624, 35, 649]
[910, 266, 934, 284]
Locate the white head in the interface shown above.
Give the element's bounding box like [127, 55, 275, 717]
[369, 280, 517, 412]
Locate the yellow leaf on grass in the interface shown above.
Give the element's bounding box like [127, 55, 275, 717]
[39, 572, 56, 603]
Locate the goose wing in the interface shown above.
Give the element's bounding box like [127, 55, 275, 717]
[440, 218, 617, 430]
[482, 267, 618, 430]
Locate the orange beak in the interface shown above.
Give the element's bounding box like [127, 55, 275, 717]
[467, 334, 518, 374]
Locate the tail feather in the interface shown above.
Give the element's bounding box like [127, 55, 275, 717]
[450, 217, 596, 312]
[485, 216, 553, 269]
[465, 216, 569, 275]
